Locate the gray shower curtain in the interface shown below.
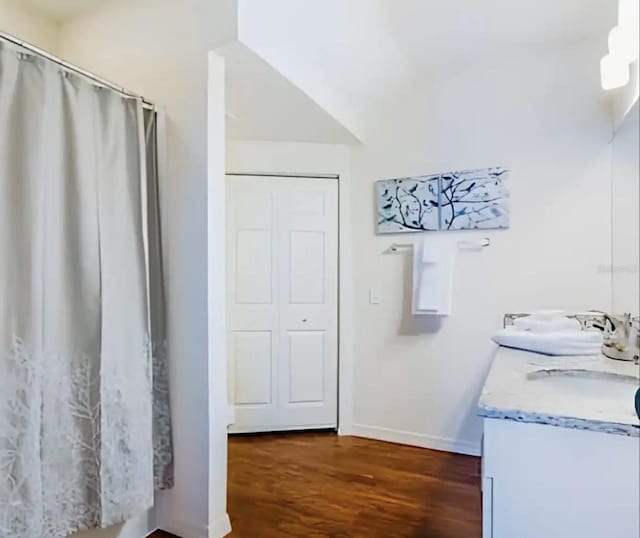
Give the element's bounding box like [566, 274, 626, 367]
[0, 41, 172, 538]
[145, 110, 174, 492]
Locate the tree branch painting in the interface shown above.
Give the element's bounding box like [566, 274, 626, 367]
[439, 167, 509, 230]
[376, 167, 509, 234]
[376, 175, 440, 233]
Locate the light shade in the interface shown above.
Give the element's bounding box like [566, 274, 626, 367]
[618, 0, 640, 61]
[600, 54, 630, 90]
[618, 0, 640, 30]
[609, 25, 640, 64]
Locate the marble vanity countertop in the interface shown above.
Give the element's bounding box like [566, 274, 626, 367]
[478, 347, 640, 436]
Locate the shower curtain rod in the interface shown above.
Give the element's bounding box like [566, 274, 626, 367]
[0, 31, 156, 110]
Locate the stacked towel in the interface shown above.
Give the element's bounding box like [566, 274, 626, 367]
[492, 311, 603, 356]
[513, 314, 580, 333]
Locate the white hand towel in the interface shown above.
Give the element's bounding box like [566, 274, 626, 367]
[412, 236, 456, 316]
[492, 327, 603, 356]
[513, 316, 581, 333]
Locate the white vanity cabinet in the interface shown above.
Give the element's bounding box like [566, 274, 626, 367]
[479, 348, 640, 538]
[481, 417, 639, 538]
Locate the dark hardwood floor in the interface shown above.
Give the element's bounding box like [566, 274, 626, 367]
[227, 432, 481, 537]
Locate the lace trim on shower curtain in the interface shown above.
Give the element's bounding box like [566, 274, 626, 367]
[0, 336, 153, 538]
[152, 340, 174, 490]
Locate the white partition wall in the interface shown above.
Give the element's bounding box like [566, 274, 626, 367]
[208, 52, 232, 538]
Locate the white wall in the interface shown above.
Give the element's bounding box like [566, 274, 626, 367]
[612, 61, 639, 132]
[0, 0, 58, 51]
[58, 1, 236, 536]
[347, 39, 613, 455]
[611, 100, 639, 314]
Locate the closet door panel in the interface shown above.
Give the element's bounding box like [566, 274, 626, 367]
[228, 175, 338, 433]
[227, 177, 278, 431]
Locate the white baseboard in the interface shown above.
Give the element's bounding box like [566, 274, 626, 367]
[337, 425, 353, 436]
[229, 423, 337, 434]
[159, 519, 209, 538]
[350, 424, 481, 456]
[156, 513, 230, 538]
[210, 513, 232, 538]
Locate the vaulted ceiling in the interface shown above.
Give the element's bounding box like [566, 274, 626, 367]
[6, 0, 617, 143]
[217, 42, 359, 144]
[237, 0, 617, 140]
[19, 0, 104, 22]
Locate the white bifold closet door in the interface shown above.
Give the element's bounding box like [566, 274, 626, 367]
[227, 175, 338, 433]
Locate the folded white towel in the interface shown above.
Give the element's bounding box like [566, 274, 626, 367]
[513, 316, 581, 333]
[412, 236, 456, 316]
[526, 310, 566, 322]
[492, 327, 603, 356]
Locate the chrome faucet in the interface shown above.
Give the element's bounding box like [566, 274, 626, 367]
[589, 312, 640, 362]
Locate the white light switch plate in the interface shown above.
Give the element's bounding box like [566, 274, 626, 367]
[369, 288, 381, 305]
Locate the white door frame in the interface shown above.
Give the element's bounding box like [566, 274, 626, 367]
[225, 164, 353, 435]
[226, 171, 343, 431]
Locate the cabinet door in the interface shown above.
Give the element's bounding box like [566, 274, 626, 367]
[484, 418, 640, 538]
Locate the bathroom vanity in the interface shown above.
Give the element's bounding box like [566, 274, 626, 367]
[478, 347, 640, 538]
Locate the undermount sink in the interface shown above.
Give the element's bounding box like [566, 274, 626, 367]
[526, 369, 639, 418]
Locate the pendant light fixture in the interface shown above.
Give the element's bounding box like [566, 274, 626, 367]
[601, 0, 639, 90]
